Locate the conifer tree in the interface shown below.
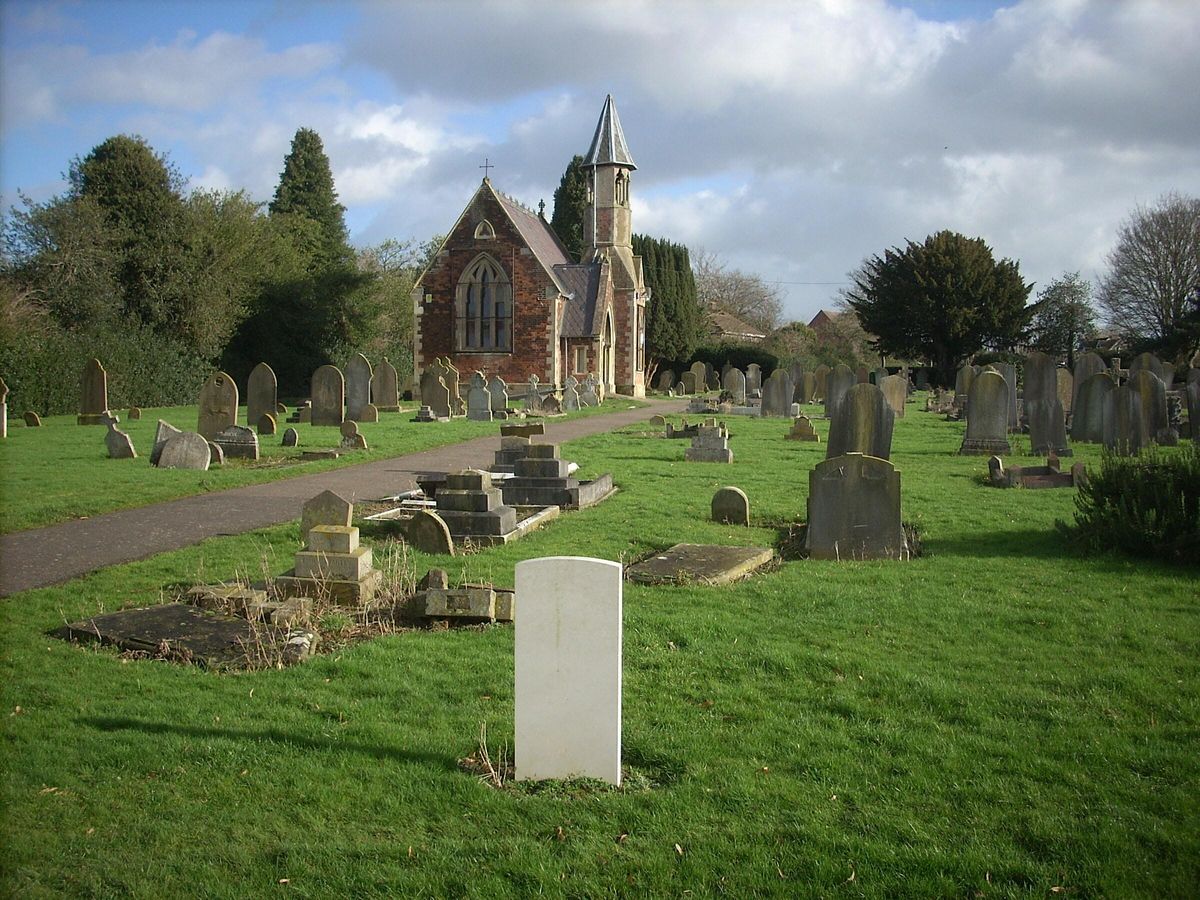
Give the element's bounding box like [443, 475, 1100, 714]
[269, 127, 352, 267]
[633, 234, 703, 368]
[550, 155, 590, 262]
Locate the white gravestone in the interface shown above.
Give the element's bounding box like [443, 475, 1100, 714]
[515, 556, 623, 786]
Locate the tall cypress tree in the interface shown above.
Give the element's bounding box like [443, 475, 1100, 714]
[633, 234, 702, 367]
[550, 155, 590, 262]
[270, 127, 352, 267]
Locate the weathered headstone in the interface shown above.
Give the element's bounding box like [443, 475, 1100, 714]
[1128, 352, 1163, 381]
[103, 413, 136, 459]
[372, 357, 401, 412]
[465, 372, 493, 421]
[541, 395, 562, 414]
[197, 371, 239, 440]
[1103, 383, 1146, 456]
[786, 415, 820, 441]
[1024, 352, 1070, 455]
[213, 425, 259, 460]
[157, 432, 211, 470]
[258, 412, 277, 436]
[705, 366, 720, 392]
[953, 364, 976, 407]
[722, 367, 747, 405]
[855, 365, 869, 384]
[711, 486, 750, 525]
[813, 364, 830, 401]
[1057, 369, 1074, 414]
[515, 556, 623, 785]
[1072, 353, 1106, 413]
[760, 369, 794, 418]
[879, 374, 907, 418]
[690, 361, 707, 393]
[437, 357, 465, 416]
[127, 407, 141, 420]
[1071, 373, 1114, 443]
[826, 383, 894, 460]
[580, 373, 600, 407]
[562, 375, 581, 411]
[806, 453, 907, 560]
[1187, 380, 1200, 442]
[339, 419, 368, 451]
[246, 363, 277, 433]
[78, 358, 108, 425]
[680, 371, 697, 394]
[488, 375, 509, 415]
[24, 411, 41, 427]
[959, 371, 1011, 454]
[150, 420, 182, 465]
[996, 362, 1018, 430]
[1129, 369, 1168, 440]
[788, 362, 805, 394]
[300, 489, 352, 539]
[656, 369, 676, 393]
[311, 365, 345, 427]
[407, 510, 455, 555]
[746, 363, 762, 395]
[798, 372, 817, 404]
[523, 373, 543, 412]
[426, 376, 451, 419]
[207, 441, 225, 466]
[823, 364, 856, 420]
[282, 427, 299, 447]
[345, 353, 374, 421]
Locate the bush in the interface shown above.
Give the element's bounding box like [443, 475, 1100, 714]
[683, 343, 779, 374]
[1058, 444, 1200, 564]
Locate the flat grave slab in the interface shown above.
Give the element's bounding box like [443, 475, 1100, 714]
[55, 602, 313, 668]
[627, 543, 775, 586]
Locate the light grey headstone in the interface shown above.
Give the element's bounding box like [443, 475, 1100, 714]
[959, 371, 1011, 454]
[515, 556, 623, 785]
[151, 420, 182, 465]
[722, 367, 746, 405]
[580, 374, 600, 407]
[806, 453, 907, 560]
[562, 376, 581, 411]
[711, 486, 750, 526]
[760, 369, 794, 417]
[824, 364, 855, 420]
[246, 363, 277, 433]
[826, 383, 894, 460]
[157, 432, 211, 470]
[311, 365, 345, 426]
[879, 374, 907, 419]
[103, 413, 137, 459]
[523, 373, 542, 412]
[197, 371, 238, 440]
[466, 372, 493, 421]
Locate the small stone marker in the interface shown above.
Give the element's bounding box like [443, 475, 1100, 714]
[959, 370, 1011, 454]
[311, 364, 345, 426]
[246, 363, 278, 433]
[786, 415, 819, 441]
[345, 353, 374, 421]
[127, 407, 141, 420]
[685, 418, 733, 462]
[300, 489, 352, 539]
[339, 419, 368, 450]
[282, 427, 299, 447]
[649, 414, 667, 426]
[826, 383, 893, 460]
[197, 371, 238, 440]
[103, 413, 136, 459]
[23, 411, 41, 427]
[213, 425, 259, 460]
[78, 357, 108, 425]
[711, 486, 750, 525]
[407, 509, 455, 555]
[806, 453, 907, 560]
[515, 556, 623, 785]
[627, 543, 775, 585]
[258, 412, 277, 435]
[373, 357, 401, 412]
[157, 432, 211, 470]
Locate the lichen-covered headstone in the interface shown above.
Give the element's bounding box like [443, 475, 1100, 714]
[711, 486, 750, 525]
[128, 407, 141, 420]
[407, 510, 455, 555]
[197, 371, 238, 440]
[78, 358, 109, 425]
[372, 357, 401, 412]
[1071, 373, 1114, 443]
[806, 453, 907, 560]
[157, 432, 211, 470]
[823, 364, 856, 420]
[826, 383, 894, 460]
[345, 353, 374, 421]
[959, 371, 1011, 454]
[311, 365, 345, 427]
[300, 490, 352, 540]
[760, 369, 794, 418]
[997, 362, 1018, 430]
[798, 372, 817, 404]
[246, 363, 277, 433]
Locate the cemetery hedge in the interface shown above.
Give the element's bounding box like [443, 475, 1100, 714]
[2, 400, 1198, 896]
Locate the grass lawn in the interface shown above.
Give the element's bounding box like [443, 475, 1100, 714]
[2, 400, 1197, 896]
[0, 398, 642, 534]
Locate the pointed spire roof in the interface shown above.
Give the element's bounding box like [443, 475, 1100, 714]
[583, 94, 636, 170]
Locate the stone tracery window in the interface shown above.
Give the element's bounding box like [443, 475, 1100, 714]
[456, 254, 512, 351]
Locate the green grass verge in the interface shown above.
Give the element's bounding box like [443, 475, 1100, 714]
[0, 398, 643, 534]
[2, 402, 1197, 896]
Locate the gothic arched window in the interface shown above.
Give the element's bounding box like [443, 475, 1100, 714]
[455, 254, 512, 351]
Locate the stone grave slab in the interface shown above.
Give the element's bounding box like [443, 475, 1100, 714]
[627, 543, 775, 586]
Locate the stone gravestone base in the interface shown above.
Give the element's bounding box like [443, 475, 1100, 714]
[626, 543, 775, 586]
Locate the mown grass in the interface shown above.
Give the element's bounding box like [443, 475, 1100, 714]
[2, 400, 1197, 897]
[0, 398, 642, 534]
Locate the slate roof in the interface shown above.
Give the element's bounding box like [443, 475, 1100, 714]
[708, 310, 766, 340]
[583, 95, 636, 170]
[493, 188, 573, 294]
[555, 263, 605, 338]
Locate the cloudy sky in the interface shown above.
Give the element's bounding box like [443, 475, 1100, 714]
[2, 0, 1198, 324]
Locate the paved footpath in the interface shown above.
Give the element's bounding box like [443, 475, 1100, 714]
[0, 399, 687, 597]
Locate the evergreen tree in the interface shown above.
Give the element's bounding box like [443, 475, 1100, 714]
[269, 127, 352, 267]
[1028, 272, 1097, 369]
[633, 234, 703, 368]
[550, 155, 589, 262]
[844, 230, 1033, 387]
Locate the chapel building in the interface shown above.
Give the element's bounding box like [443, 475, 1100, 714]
[411, 95, 648, 398]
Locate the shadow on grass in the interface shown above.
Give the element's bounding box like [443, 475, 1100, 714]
[81, 716, 456, 769]
[922, 528, 1066, 560]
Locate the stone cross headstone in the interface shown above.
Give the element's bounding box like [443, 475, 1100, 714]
[959, 370, 1011, 454]
[515, 556, 623, 785]
[580, 374, 600, 407]
[78, 358, 109, 425]
[197, 371, 239, 440]
[813, 364, 830, 401]
[826, 383, 894, 460]
[311, 365, 345, 427]
[722, 367, 746, 405]
[488, 375, 509, 415]
[1071, 373, 1114, 443]
[466, 372, 493, 421]
[372, 357, 401, 412]
[806, 453, 907, 560]
[523, 373, 543, 412]
[711, 486, 750, 525]
[879, 374, 907, 419]
[746, 363, 762, 396]
[440, 357, 465, 416]
[345, 353, 374, 422]
[246, 363, 277, 434]
[824, 364, 855, 420]
[760, 369, 794, 418]
[562, 376, 581, 411]
[103, 412, 137, 459]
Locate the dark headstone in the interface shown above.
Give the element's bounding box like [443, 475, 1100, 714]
[826, 383, 894, 460]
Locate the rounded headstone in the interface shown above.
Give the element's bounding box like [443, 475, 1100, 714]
[258, 412, 277, 436]
[408, 510, 455, 555]
[157, 432, 211, 470]
[23, 411, 41, 427]
[711, 486, 750, 526]
[127, 407, 141, 420]
[281, 427, 299, 447]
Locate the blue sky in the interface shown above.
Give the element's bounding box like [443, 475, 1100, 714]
[3, 0, 1198, 323]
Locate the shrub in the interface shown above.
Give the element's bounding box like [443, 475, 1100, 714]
[1059, 444, 1200, 564]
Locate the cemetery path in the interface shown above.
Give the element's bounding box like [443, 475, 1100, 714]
[0, 399, 689, 597]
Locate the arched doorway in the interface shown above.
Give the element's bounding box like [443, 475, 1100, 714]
[602, 312, 615, 391]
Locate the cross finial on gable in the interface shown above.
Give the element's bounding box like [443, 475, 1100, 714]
[480, 157, 494, 180]
[538, 199, 546, 218]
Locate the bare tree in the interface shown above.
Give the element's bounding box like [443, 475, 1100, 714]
[1098, 192, 1200, 355]
[692, 250, 784, 333]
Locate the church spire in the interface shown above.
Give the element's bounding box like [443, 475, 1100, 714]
[583, 95, 636, 170]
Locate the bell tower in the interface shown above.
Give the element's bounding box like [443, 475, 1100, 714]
[583, 95, 638, 290]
